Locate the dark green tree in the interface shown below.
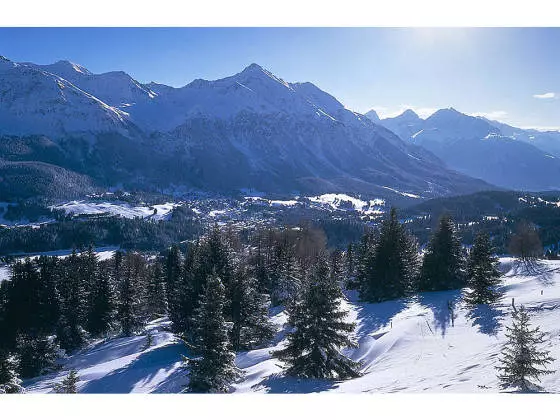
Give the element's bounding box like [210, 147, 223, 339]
[186, 275, 239, 393]
[118, 252, 148, 336]
[56, 250, 89, 351]
[230, 269, 275, 351]
[357, 208, 419, 302]
[419, 214, 466, 292]
[273, 256, 361, 379]
[87, 259, 116, 337]
[53, 369, 80, 394]
[146, 261, 168, 320]
[464, 233, 503, 305]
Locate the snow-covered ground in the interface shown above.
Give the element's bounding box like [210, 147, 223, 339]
[51, 201, 180, 221]
[23, 258, 560, 393]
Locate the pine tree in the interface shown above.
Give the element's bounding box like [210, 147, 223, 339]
[496, 306, 555, 392]
[186, 275, 239, 393]
[53, 369, 80, 394]
[464, 233, 503, 306]
[357, 208, 419, 302]
[146, 261, 168, 320]
[230, 269, 275, 351]
[0, 350, 23, 394]
[15, 333, 60, 378]
[164, 245, 183, 327]
[118, 252, 148, 336]
[56, 250, 89, 351]
[419, 214, 466, 292]
[86, 254, 116, 337]
[273, 256, 361, 379]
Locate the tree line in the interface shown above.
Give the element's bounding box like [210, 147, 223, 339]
[0, 209, 552, 393]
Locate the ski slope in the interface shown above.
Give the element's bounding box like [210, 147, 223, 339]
[24, 258, 560, 393]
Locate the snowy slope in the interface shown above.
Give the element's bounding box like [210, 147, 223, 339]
[23, 258, 560, 393]
[51, 201, 179, 221]
[0, 57, 132, 138]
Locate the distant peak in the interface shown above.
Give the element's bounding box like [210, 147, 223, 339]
[53, 60, 92, 75]
[364, 110, 380, 122]
[0, 55, 11, 62]
[401, 109, 419, 118]
[241, 63, 264, 73]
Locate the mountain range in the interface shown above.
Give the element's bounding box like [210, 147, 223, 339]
[368, 107, 560, 191]
[0, 56, 495, 202]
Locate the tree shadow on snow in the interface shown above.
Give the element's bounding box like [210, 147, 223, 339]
[510, 260, 556, 286]
[418, 290, 463, 337]
[254, 372, 340, 394]
[352, 299, 408, 338]
[79, 341, 190, 394]
[466, 304, 504, 336]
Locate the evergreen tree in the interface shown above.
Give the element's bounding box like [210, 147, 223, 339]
[118, 252, 148, 336]
[419, 214, 466, 292]
[496, 306, 555, 392]
[269, 239, 301, 306]
[53, 369, 80, 394]
[357, 208, 419, 302]
[230, 269, 275, 351]
[56, 250, 89, 351]
[0, 350, 23, 394]
[464, 233, 503, 306]
[273, 256, 361, 379]
[164, 245, 183, 324]
[186, 275, 239, 393]
[36, 256, 62, 335]
[146, 261, 168, 320]
[87, 259, 116, 337]
[15, 333, 60, 378]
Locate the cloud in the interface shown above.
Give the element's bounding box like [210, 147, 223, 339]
[533, 92, 557, 99]
[471, 110, 508, 121]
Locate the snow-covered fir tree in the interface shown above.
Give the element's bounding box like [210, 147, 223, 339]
[186, 274, 239, 393]
[146, 261, 168, 320]
[53, 369, 80, 394]
[464, 232, 503, 306]
[419, 214, 466, 292]
[0, 350, 23, 394]
[274, 255, 361, 379]
[496, 306, 555, 392]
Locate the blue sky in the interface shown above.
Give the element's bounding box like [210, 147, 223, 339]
[0, 27, 558, 129]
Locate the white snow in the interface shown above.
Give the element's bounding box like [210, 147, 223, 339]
[22, 258, 560, 394]
[307, 194, 385, 214]
[381, 186, 422, 199]
[51, 201, 179, 221]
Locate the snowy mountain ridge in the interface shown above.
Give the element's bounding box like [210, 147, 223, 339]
[367, 107, 560, 191]
[0, 56, 492, 199]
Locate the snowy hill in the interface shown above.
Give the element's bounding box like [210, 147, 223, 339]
[24, 258, 560, 393]
[0, 57, 491, 200]
[368, 107, 560, 191]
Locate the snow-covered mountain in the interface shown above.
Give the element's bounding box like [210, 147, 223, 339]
[0, 57, 492, 200]
[368, 107, 560, 191]
[0, 57, 133, 138]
